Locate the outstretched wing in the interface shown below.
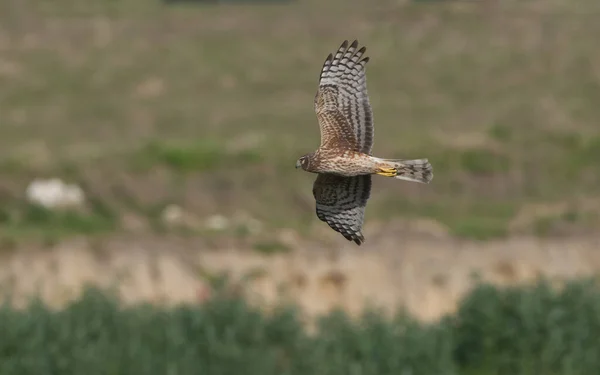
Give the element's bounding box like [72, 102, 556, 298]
[312, 173, 372, 245]
[314, 40, 374, 154]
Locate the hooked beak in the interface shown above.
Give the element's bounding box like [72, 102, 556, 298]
[295, 159, 301, 169]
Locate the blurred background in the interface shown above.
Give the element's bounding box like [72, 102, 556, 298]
[1, 0, 600, 373]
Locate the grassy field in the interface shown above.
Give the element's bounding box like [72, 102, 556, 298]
[1, 0, 600, 245]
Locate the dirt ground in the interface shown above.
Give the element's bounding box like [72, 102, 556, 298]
[2, 229, 599, 322]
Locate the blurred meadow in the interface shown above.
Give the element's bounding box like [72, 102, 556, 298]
[1, 0, 599, 244]
[2, 0, 600, 372]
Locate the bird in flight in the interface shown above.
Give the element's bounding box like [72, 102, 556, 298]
[295, 40, 433, 245]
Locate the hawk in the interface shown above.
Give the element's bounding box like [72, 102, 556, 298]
[295, 40, 433, 245]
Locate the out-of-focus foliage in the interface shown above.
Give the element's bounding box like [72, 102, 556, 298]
[1, 279, 600, 375]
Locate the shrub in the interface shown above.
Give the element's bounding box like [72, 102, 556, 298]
[1, 278, 600, 374]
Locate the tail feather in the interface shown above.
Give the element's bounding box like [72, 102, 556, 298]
[378, 158, 433, 184]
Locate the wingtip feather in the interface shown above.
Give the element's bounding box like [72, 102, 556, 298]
[344, 232, 365, 245]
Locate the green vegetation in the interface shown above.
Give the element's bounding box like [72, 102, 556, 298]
[1, 279, 600, 374]
[133, 139, 263, 173]
[0, 200, 117, 245]
[532, 208, 598, 237]
[252, 240, 291, 254]
[488, 124, 513, 143]
[458, 149, 510, 174]
[1, 0, 599, 243]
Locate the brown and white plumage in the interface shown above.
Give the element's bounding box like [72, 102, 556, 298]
[315, 40, 374, 154]
[296, 40, 433, 245]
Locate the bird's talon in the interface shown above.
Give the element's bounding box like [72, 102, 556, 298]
[376, 167, 397, 177]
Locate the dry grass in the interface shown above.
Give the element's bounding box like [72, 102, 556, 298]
[1, 0, 599, 244]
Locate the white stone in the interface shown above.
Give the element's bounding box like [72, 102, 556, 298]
[161, 204, 184, 225]
[25, 178, 85, 209]
[205, 215, 229, 231]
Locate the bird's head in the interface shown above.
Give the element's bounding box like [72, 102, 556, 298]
[295, 154, 312, 171]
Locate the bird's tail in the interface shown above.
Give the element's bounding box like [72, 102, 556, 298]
[375, 158, 433, 184]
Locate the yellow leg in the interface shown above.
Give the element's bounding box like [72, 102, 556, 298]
[376, 167, 397, 177]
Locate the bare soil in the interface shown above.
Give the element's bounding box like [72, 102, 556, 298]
[2, 231, 599, 322]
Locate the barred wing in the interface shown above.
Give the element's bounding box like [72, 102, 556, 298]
[312, 173, 372, 245]
[314, 40, 374, 154]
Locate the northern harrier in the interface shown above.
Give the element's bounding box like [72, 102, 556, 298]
[295, 40, 433, 245]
